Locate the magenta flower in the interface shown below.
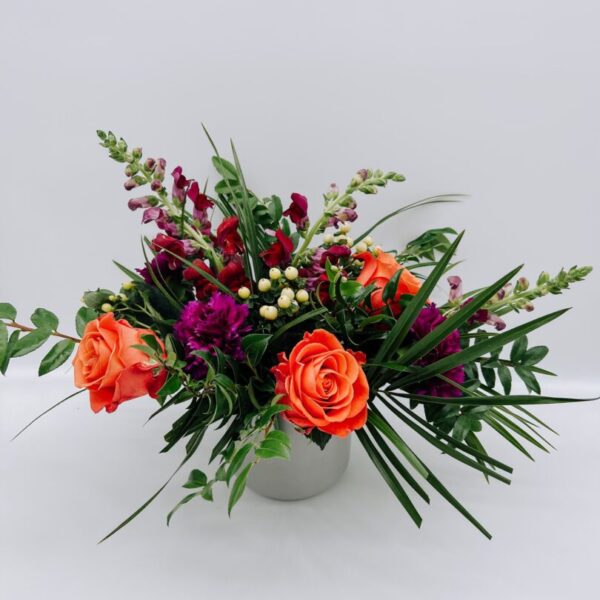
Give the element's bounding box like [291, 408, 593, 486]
[283, 193, 309, 230]
[410, 304, 465, 398]
[128, 196, 153, 211]
[171, 166, 189, 201]
[174, 293, 251, 379]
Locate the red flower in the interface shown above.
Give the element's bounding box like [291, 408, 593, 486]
[259, 229, 294, 267]
[187, 181, 213, 235]
[171, 166, 189, 201]
[151, 234, 190, 269]
[183, 259, 217, 300]
[319, 245, 351, 266]
[218, 257, 250, 293]
[283, 193, 309, 230]
[216, 216, 244, 256]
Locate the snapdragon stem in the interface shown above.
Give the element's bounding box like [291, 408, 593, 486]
[7, 321, 80, 343]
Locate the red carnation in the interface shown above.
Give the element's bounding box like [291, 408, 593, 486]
[218, 257, 250, 292]
[259, 229, 294, 267]
[183, 259, 217, 300]
[216, 216, 244, 256]
[283, 193, 309, 230]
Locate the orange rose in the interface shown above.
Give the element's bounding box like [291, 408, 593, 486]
[272, 329, 369, 437]
[73, 313, 167, 413]
[355, 249, 421, 313]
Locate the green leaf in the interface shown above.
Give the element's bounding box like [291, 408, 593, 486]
[38, 339, 76, 376]
[30, 308, 59, 331]
[255, 429, 291, 460]
[242, 333, 272, 367]
[182, 469, 208, 489]
[382, 268, 403, 303]
[75, 306, 97, 337]
[11, 389, 84, 440]
[388, 391, 596, 406]
[397, 264, 522, 368]
[354, 195, 463, 244]
[371, 231, 465, 375]
[522, 346, 549, 366]
[510, 336, 528, 362]
[228, 463, 252, 516]
[269, 307, 328, 345]
[166, 492, 200, 525]
[515, 367, 541, 394]
[212, 156, 238, 181]
[1, 330, 19, 374]
[226, 443, 254, 483]
[10, 329, 51, 358]
[339, 280, 364, 303]
[113, 260, 145, 283]
[356, 429, 423, 528]
[0, 302, 17, 321]
[82, 289, 114, 311]
[390, 309, 569, 390]
[99, 428, 204, 543]
[0, 322, 7, 370]
[498, 365, 512, 394]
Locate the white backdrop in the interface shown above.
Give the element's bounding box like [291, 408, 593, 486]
[1, 1, 599, 599]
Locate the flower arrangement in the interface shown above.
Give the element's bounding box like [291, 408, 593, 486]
[1, 129, 595, 541]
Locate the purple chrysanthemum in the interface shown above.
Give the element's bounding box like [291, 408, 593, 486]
[410, 304, 465, 398]
[174, 292, 251, 380]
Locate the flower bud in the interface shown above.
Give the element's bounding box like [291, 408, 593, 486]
[108, 295, 117, 302]
[277, 295, 291, 309]
[516, 277, 530, 291]
[258, 278, 272, 292]
[124, 178, 139, 191]
[355, 241, 368, 253]
[323, 233, 334, 244]
[132, 147, 142, 159]
[351, 172, 364, 186]
[339, 223, 351, 234]
[238, 286, 251, 299]
[101, 303, 114, 313]
[145, 157, 156, 171]
[269, 268, 282, 280]
[364, 236, 374, 246]
[122, 281, 135, 291]
[537, 271, 550, 286]
[118, 293, 128, 302]
[151, 179, 163, 192]
[262, 306, 278, 321]
[524, 302, 535, 312]
[124, 165, 134, 177]
[344, 237, 353, 247]
[296, 289, 309, 303]
[280, 287, 295, 300]
[284, 266, 299, 280]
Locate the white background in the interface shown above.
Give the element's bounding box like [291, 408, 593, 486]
[1, 1, 599, 599]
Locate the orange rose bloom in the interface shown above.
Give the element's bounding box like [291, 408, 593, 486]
[272, 329, 369, 437]
[355, 249, 421, 313]
[73, 313, 167, 413]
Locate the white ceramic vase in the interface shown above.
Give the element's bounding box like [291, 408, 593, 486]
[247, 417, 351, 501]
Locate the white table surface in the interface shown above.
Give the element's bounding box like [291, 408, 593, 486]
[1, 373, 599, 600]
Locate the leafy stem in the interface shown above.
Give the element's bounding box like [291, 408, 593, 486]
[6, 321, 80, 343]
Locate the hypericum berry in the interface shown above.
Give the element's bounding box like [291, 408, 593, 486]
[339, 223, 351, 234]
[108, 294, 117, 302]
[269, 268, 282, 280]
[118, 293, 128, 302]
[262, 306, 278, 320]
[296, 289, 309, 303]
[344, 237, 353, 247]
[280, 287, 295, 300]
[122, 281, 135, 291]
[101, 303, 114, 313]
[355, 241, 368, 253]
[258, 278, 272, 292]
[364, 236, 374, 246]
[284, 266, 299, 280]
[277, 295, 292, 309]
[323, 233, 334, 244]
[238, 286, 251, 299]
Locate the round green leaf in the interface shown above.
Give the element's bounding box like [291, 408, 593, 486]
[38, 339, 76, 376]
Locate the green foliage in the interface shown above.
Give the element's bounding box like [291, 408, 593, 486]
[0, 302, 17, 321]
[38, 340, 76, 376]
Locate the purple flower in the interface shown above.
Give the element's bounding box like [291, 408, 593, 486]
[171, 166, 189, 201]
[128, 196, 153, 211]
[328, 207, 358, 228]
[462, 298, 506, 331]
[142, 207, 180, 236]
[174, 293, 251, 380]
[137, 252, 175, 285]
[410, 304, 465, 398]
[447, 275, 463, 301]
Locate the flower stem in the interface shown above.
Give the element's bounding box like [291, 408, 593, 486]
[7, 321, 81, 343]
